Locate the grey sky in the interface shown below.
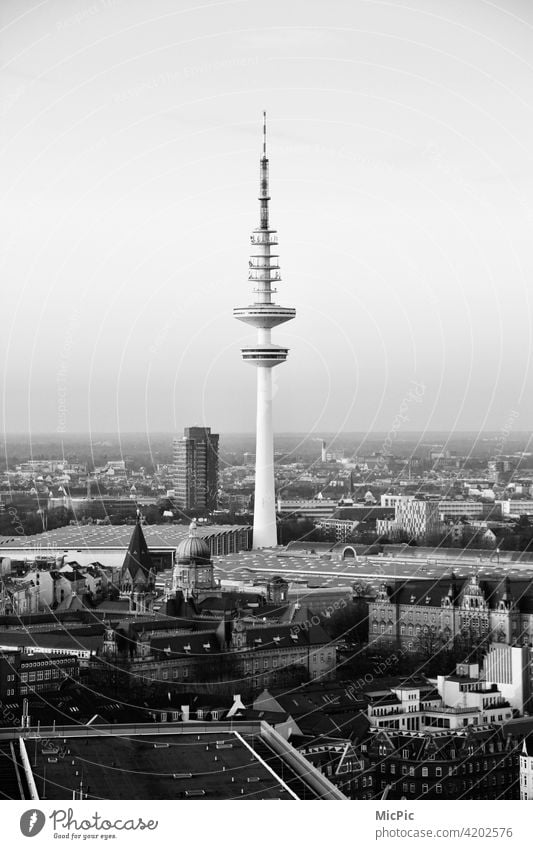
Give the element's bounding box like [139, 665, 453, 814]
[1, 0, 532, 438]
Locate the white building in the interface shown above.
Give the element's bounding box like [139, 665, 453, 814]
[368, 654, 521, 734]
[482, 644, 530, 714]
[277, 499, 338, 519]
[377, 496, 442, 541]
[520, 738, 533, 800]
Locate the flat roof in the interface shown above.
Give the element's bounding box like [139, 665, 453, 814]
[0, 524, 250, 552]
[4, 526, 533, 586]
[30, 732, 293, 800]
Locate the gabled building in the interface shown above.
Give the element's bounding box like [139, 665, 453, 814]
[364, 725, 519, 800]
[368, 573, 533, 654]
[520, 736, 533, 799]
[119, 514, 156, 614]
[102, 616, 336, 691]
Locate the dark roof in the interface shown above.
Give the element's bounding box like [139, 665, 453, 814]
[368, 725, 511, 761]
[0, 630, 102, 653]
[523, 736, 533, 757]
[243, 623, 331, 650]
[198, 592, 265, 612]
[378, 576, 533, 613]
[150, 631, 221, 658]
[120, 519, 154, 586]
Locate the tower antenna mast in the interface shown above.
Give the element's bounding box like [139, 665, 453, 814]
[233, 115, 296, 548]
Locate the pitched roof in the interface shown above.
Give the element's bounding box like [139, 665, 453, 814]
[379, 576, 533, 612]
[150, 631, 221, 658]
[121, 519, 154, 586]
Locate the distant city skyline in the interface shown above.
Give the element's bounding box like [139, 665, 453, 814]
[1, 0, 533, 436]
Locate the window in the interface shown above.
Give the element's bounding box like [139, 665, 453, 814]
[436, 784, 442, 794]
[422, 767, 428, 777]
[422, 783, 428, 794]
[435, 767, 442, 777]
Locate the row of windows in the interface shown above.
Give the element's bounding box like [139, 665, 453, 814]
[20, 682, 62, 695]
[402, 782, 441, 794]
[19, 668, 71, 682]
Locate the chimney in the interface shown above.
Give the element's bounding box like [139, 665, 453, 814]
[227, 694, 246, 717]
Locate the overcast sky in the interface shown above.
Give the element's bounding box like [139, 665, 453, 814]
[1, 0, 533, 441]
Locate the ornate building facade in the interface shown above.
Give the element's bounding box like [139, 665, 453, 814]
[368, 573, 532, 653]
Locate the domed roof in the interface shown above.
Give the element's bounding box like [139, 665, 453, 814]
[177, 521, 211, 563]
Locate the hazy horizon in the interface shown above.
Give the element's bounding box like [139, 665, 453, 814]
[2, 0, 533, 437]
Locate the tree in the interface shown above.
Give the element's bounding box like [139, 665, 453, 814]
[323, 601, 368, 644]
[413, 625, 459, 675]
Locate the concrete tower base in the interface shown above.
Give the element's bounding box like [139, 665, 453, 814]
[253, 365, 277, 548]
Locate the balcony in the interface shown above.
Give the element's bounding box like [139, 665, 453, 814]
[250, 232, 278, 245]
[249, 258, 280, 269]
[249, 271, 281, 282]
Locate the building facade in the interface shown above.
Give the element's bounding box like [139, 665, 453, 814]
[377, 497, 442, 542]
[368, 574, 533, 655]
[364, 725, 519, 800]
[103, 618, 336, 691]
[520, 737, 533, 799]
[173, 426, 219, 511]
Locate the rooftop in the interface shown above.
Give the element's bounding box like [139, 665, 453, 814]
[0, 524, 251, 553]
[11, 722, 346, 800]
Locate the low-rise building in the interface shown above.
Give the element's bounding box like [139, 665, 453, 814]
[364, 725, 519, 800]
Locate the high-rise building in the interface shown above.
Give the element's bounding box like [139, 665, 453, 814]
[233, 114, 296, 548]
[173, 426, 219, 511]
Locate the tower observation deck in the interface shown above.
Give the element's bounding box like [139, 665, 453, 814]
[233, 114, 296, 548]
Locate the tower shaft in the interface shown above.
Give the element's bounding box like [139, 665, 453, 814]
[233, 114, 296, 548]
[254, 365, 276, 547]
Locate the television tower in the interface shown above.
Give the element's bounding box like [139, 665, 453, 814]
[234, 114, 296, 548]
